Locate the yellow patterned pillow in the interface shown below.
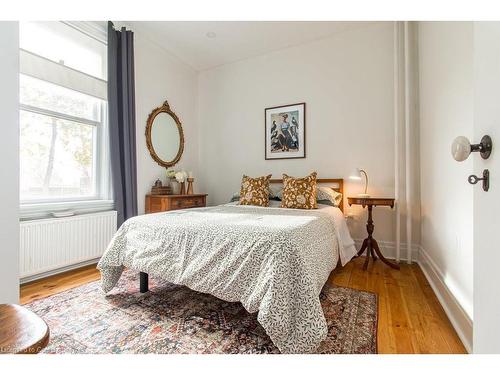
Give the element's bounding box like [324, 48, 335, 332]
[281, 172, 318, 209]
[239, 174, 272, 207]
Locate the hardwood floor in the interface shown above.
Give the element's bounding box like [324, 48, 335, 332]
[20, 264, 101, 305]
[328, 257, 466, 353]
[20, 257, 467, 354]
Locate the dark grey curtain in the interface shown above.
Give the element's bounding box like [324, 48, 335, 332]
[108, 21, 137, 226]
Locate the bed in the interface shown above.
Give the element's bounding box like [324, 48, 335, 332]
[97, 178, 357, 353]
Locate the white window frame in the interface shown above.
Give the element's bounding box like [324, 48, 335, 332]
[19, 21, 112, 220]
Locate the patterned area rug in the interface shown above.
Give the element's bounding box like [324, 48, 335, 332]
[25, 269, 378, 354]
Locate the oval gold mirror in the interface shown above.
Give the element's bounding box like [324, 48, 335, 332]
[145, 100, 184, 168]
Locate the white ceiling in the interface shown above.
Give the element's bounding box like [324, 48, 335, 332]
[128, 21, 384, 71]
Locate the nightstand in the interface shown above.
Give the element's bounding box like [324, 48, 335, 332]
[145, 194, 207, 214]
[347, 197, 399, 270]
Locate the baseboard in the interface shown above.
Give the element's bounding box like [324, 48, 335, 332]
[20, 258, 100, 284]
[417, 247, 473, 353]
[353, 238, 419, 262]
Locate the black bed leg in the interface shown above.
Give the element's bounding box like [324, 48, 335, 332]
[139, 272, 149, 293]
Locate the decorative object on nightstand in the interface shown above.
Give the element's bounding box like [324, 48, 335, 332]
[187, 177, 194, 194]
[349, 168, 370, 197]
[151, 179, 172, 195]
[166, 169, 178, 193]
[0, 304, 49, 354]
[175, 171, 187, 195]
[145, 194, 207, 213]
[348, 197, 399, 271]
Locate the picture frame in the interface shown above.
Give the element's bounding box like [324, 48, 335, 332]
[265, 102, 306, 160]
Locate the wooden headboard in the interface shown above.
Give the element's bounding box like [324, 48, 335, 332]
[269, 178, 344, 212]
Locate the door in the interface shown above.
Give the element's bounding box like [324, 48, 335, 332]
[473, 22, 500, 353]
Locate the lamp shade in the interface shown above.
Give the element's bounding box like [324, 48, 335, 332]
[349, 168, 362, 180]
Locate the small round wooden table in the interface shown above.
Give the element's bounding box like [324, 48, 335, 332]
[348, 197, 400, 271]
[0, 304, 49, 354]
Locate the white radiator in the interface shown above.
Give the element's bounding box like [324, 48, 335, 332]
[20, 211, 117, 281]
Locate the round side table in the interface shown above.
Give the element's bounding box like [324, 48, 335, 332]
[347, 197, 400, 270]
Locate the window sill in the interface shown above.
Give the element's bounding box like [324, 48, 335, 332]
[20, 199, 114, 221]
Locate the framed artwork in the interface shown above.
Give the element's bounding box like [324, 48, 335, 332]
[265, 102, 306, 160]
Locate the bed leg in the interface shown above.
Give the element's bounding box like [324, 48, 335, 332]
[139, 272, 149, 293]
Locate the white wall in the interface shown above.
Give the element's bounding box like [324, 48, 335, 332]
[418, 22, 474, 323]
[132, 28, 199, 214]
[0, 22, 20, 303]
[197, 23, 396, 242]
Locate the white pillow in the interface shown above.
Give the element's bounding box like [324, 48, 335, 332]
[230, 186, 280, 202]
[275, 186, 342, 207]
[269, 185, 281, 199]
[317, 186, 342, 207]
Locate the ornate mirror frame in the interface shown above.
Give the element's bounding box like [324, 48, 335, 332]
[145, 100, 185, 168]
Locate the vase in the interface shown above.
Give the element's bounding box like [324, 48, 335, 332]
[179, 182, 186, 195]
[169, 179, 180, 194]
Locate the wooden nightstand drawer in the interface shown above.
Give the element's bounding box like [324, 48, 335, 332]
[145, 194, 207, 214]
[171, 197, 204, 209]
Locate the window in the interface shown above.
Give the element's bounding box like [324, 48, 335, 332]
[19, 22, 111, 217]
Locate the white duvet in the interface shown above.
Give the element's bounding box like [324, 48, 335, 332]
[98, 202, 356, 353]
